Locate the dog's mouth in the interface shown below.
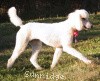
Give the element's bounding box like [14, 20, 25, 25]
[84, 26, 88, 30]
[83, 25, 93, 30]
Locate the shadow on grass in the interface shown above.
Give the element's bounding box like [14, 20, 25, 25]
[0, 54, 10, 68]
[88, 53, 100, 65]
[0, 49, 54, 71]
[0, 23, 19, 51]
[38, 51, 54, 69]
[92, 53, 100, 59]
[78, 29, 100, 41]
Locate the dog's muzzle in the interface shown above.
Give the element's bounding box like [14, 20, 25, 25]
[84, 24, 93, 30]
[83, 22, 93, 30]
[82, 18, 93, 30]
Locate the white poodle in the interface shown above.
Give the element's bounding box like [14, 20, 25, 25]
[7, 7, 92, 70]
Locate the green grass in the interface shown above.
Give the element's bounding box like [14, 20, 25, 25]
[0, 15, 100, 81]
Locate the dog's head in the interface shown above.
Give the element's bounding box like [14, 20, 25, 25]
[68, 9, 92, 31]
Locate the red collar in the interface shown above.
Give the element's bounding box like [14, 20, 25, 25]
[73, 30, 79, 37]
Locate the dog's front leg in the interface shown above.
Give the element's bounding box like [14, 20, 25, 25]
[63, 46, 91, 64]
[51, 48, 63, 69]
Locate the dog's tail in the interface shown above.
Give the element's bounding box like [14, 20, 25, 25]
[8, 7, 23, 27]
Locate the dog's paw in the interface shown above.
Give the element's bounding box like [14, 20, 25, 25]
[84, 60, 92, 64]
[50, 65, 55, 70]
[36, 67, 43, 70]
[81, 58, 92, 64]
[7, 58, 14, 69]
[7, 63, 12, 69]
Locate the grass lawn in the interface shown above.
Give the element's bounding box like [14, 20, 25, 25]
[0, 15, 100, 81]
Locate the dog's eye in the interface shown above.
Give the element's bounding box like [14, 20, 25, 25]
[82, 18, 86, 20]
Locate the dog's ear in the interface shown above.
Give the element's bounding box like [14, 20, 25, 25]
[74, 13, 83, 31]
[68, 11, 83, 31]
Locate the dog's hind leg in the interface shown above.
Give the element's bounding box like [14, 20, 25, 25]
[51, 48, 63, 69]
[7, 31, 29, 69]
[30, 40, 43, 70]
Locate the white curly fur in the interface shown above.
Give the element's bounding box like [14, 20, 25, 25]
[7, 7, 92, 70]
[8, 7, 23, 26]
